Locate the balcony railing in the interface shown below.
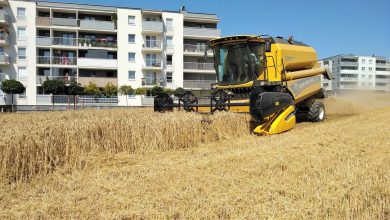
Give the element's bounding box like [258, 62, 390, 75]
[37, 56, 77, 65]
[36, 36, 51, 46]
[0, 10, 9, 25]
[78, 77, 117, 87]
[183, 44, 207, 53]
[340, 77, 358, 81]
[36, 17, 116, 31]
[142, 77, 158, 86]
[143, 40, 162, 49]
[142, 21, 163, 32]
[80, 19, 115, 31]
[144, 59, 162, 68]
[0, 53, 9, 64]
[340, 62, 358, 67]
[52, 17, 78, 27]
[36, 75, 77, 84]
[183, 80, 216, 89]
[77, 58, 117, 68]
[52, 37, 78, 46]
[184, 62, 214, 71]
[36, 36, 117, 48]
[375, 78, 390, 83]
[183, 27, 220, 38]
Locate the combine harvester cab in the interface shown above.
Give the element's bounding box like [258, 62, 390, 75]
[155, 35, 333, 135]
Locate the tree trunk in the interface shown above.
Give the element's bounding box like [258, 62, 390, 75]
[11, 93, 14, 113]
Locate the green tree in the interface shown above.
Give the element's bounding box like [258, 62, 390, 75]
[43, 79, 66, 95]
[67, 83, 84, 96]
[1, 80, 25, 112]
[118, 85, 134, 106]
[103, 82, 118, 97]
[150, 86, 164, 96]
[135, 87, 147, 96]
[164, 88, 174, 96]
[84, 82, 101, 97]
[174, 87, 186, 97]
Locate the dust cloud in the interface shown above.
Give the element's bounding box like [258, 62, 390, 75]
[323, 91, 390, 116]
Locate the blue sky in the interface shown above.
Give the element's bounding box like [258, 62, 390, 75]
[51, 0, 390, 59]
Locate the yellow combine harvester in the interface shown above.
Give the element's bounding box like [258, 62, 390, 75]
[155, 35, 333, 135]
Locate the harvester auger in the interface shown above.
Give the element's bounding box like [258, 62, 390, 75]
[154, 35, 333, 135]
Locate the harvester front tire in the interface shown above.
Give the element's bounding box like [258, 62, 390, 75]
[308, 102, 325, 122]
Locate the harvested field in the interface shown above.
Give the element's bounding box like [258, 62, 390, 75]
[0, 92, 390, 219]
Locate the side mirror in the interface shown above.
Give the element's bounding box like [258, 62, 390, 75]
[265, 41, 271, 53]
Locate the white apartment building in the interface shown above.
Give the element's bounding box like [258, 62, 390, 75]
[321, 54, 390, 92]
[0, 0, 220, 107]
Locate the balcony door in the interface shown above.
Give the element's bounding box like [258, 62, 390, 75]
[145, 72, 156, 85]
[62, 33, 75, 46]
[146, 54, 157, 66]
[146, 36, 156, 48]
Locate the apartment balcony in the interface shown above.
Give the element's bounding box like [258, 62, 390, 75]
[78, 77, 117, 87]
[340, 77, 358, 82]
[0, 33, 9, 45]
[0, 72, 9, 82]
[36, 36, 51, 46]
[36, 17, 78, 27]
[52, 37, 78, 47]
[183, 44, 213, 56]
[340, 62, 358, 67]
[77, 58, 117, 69]
[0, 53, 9, 65]
[36, 17, 51, 27]
[183, 80, 216, 90]
[166, 61, 174, 72]
[166, 45, 174, 54]
[141, 96, 155, 106]
[142, 77, 165, 87]
[183, 62, 215, 73]
[78, 38, 117, 49]
[142, 21, 163, 33]
[37, 56, 77, 66]
[142, 40, 162, 52]
[0, 10, 9, 26]
[375, 78, 390, 84]
[183, 27, 220, 39]
[52, 17, 77, 27]
[142, 59, 163, 70]
[36, 75, 77, 85]
[79, 20, 116, 31]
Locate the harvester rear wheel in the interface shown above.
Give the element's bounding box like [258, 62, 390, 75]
[308, 102, 325, 122]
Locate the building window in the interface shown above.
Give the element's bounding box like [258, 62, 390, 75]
[128, 53, 135, 62]
[166, 18, 173, 31]
[362, 67, 366, 71]
[369, 60, 372, 64]
[128, 16, 135, 25]
[128, 71, 135, 80]
[18, 47, 26, 59]
[166, 36, 173, 49]
[362, 59, 365, 64]
[18, 67, 27, 79]
[167, 72, 173, 83]
[17, 7, 26, 21]
[369, 67, 373, 71]
[128, 34, 135, 43]
[17, 28, 27, 41]
[166, 55, 173, 66]
[368, 75, 372, 79]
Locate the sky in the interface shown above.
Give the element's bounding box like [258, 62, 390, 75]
[50, 0, 390, 59]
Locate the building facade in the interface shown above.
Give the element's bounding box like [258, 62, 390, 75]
[321, 55, 390, 92]
[0, 0, 220, 106]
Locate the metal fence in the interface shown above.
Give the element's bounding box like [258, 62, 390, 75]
[36, 95, 118, 106]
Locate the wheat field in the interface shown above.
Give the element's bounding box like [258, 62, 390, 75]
[0, 92, 390, 219]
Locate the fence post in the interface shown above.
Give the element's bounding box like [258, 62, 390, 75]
[74, 95, 77, 110]
[68, 95, 70, 110]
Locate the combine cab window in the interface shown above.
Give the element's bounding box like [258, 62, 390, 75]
[214, 42, 264, 85]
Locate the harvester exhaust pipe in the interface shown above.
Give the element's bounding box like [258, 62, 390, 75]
[285, 67, 333, 81]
